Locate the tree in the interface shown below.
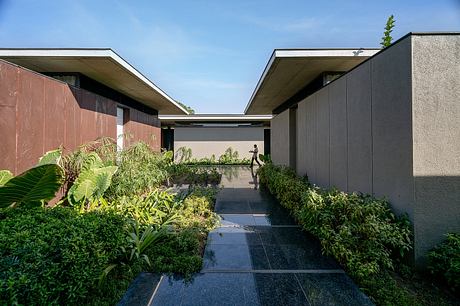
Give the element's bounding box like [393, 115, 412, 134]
[176, 101, 195, 114]
[381, 15, 395, 48]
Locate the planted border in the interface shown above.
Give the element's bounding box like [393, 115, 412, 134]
[258, 163, 412, 279]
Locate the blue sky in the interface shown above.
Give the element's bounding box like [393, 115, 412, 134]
[0, 0, 459, 113]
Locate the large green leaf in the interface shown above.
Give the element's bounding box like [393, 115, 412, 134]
[68, 166, 117, 204]
[0, 170, 14, 187]
[81, 152, 103, 170]
[0, 164, 64, 208]
[38, 149, 62, 166]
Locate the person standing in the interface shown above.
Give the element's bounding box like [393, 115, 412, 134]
[250, 144, 261, 167]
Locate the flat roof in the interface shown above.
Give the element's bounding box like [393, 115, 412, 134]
[159, 114, 272, 125]
[244, 48, 379, 115]
[0, 48, 188, 115]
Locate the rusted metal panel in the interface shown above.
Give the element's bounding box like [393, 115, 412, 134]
[0, 61, 18, 107]
[1, 60, 163, 174]
[44, 78, 66, 151]
[95, 95, 117, 140]
[79, 89, 97, 144]
[122, 107, 161, 151]
[16, 68, 45, 174]
[0, 105, 17, 173]
[65, 86, 81, 152]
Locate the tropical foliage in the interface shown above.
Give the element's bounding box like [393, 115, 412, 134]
[0, 164, 64, 208]
[0, 138, 220, 305]
[174, 146, 251, 165]
[258, 163, 412, 279]
[167, 163, 222, 186]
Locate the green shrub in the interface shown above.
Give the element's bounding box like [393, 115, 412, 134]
[103, 190, 181, 226]
[177, 187, 220, 232]
[168, 164, 222, 186]
[258, 164, 412, 279]
[107, 142, 170, 198]
[0, 207, 127, 305]
[428, 233, 460, 292]
[145, 229, 203, 276]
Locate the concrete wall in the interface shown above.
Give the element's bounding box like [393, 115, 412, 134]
[275, 34, 460, 266]
[271, 109, 294, 167]
[0, 60, 161, 174]
[411, 35, 460, 264]
[174, 126, 264, 161]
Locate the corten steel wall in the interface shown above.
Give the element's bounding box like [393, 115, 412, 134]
[124, 108, 161, 152]
[0, 60, 161, 175]
[283, 34, 460, 266]
[173, 127, 264, 161]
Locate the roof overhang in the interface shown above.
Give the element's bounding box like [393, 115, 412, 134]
[245, 49, 380, 115]
[0, 48, 188, 115]
[159, 114, 272, 126]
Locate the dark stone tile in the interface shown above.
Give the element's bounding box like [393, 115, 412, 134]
[208, 227, 262, 245]
[203, 244, 270, 270]
[296, 273, 374, 306]
[154, 273, 260, 306]
[264, 244, 341, 270]
[150, 274, 185, 306]
[253, 210, 297, 226]
[118, 272, 162, 306]
[248, 200, 279, 214]
[215, 200, 251, 214]
[220, 214, 256, 226]
[252, 226, 319, 247]
[253, 273, 309, 306]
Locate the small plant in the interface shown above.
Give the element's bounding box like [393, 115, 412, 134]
[381, 14, 395, 48]
[428, 233, 460, 292]
[175, 147, 193, 163]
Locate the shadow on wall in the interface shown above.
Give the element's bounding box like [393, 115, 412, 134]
[69, 86, 161, 127]
[413, 175, 460, 266]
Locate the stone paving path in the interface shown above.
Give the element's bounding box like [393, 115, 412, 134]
[121, 166, 373, 306]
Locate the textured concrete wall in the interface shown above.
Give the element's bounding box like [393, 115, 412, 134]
[0, 60, 161, 174]
[346, 62, 373, 194]
[271, 109, 291, 166]
[329, 78, 347, 191]
[411, 34, 460, 265]
[296, 97, 308, 175]
[280, 34, 460, 265]
[371, 37, 414, 217]
[316, 89, 330, 188]
[174, 127, 264, 161]
[294, 37, 413, 205]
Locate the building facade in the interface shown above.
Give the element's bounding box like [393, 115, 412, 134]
[0, 49, 187, 174]
[246, 33, 460, 266]
[159, 115, 271, 161]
